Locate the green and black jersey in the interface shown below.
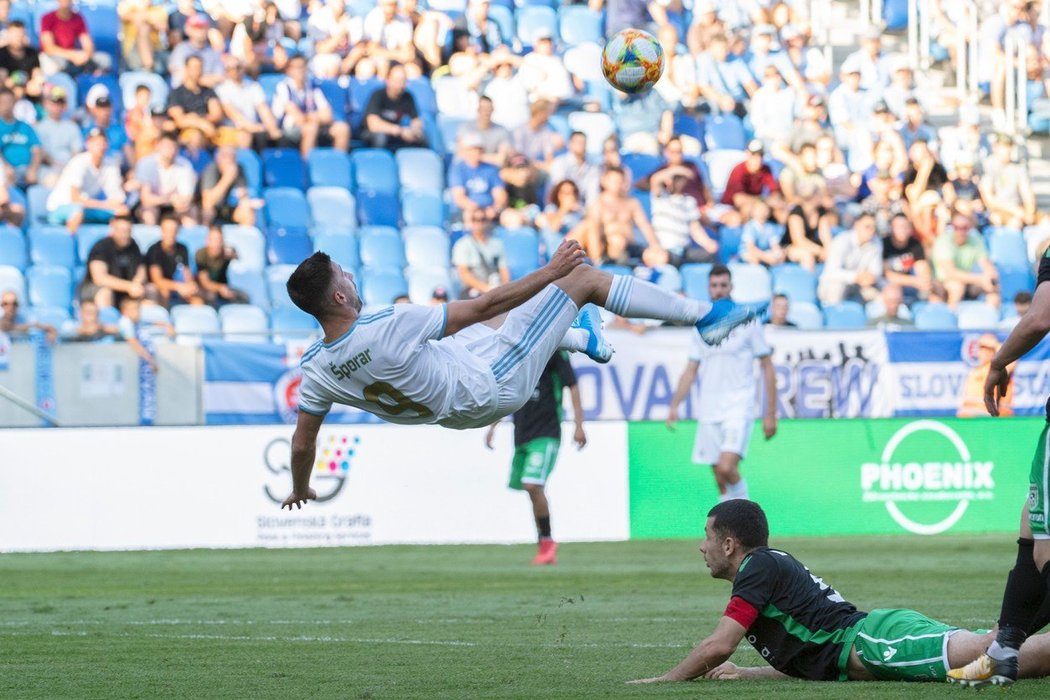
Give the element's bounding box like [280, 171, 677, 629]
[512, 352, 576, 447]
[726, 548, 867, 681]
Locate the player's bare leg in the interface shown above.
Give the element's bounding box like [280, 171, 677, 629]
[524, 483, 557, 565]
[714, 452, 747, 500]
[947, 627, 1050, 680]
[710, 465, 727, 497]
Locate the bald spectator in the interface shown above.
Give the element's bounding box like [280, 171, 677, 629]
[39, 0, 112, 76]
[548, 131, 600, 206]
[46, 128, 127, 233]
[363, 63, 425, 150]
[146, 213, 202, 308]
[867, 283, 914, 328]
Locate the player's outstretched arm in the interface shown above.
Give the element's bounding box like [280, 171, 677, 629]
[282, 410, 325, 510]
[443, 239, 586, 337]
[627, 616, 746, 683]
[986, 281, 1050, 415]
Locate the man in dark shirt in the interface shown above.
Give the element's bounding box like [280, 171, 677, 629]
[363, 63, 424, 151]
[81, 214, 147, 309]
[630, 500, 1050, 685]
[882, 213, 931, 302]
[485, 349, 586, 565]
[167, 54, 222, 153]
[145, 212, 201, 307]
[194, 224, 249, 307]
[0, 20, 41, 96]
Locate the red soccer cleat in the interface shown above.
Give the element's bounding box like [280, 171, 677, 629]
[531, 539, 558, 565]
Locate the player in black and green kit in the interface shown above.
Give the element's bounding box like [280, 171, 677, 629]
[485, 351, 586, 565]
[629, 501, 1050, 685]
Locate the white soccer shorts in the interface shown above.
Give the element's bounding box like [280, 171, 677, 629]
[692, 417, 754, 465]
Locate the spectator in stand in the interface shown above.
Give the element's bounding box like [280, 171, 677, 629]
[581, 166, 666, 267]
[945, 153, 986, 223]
[591, 0, 653, 37]
[510, 99, 562, 172]
[449, 132, 506, 220]
[81, 85, 130, 164]
[46, 128, 127, 234]
[782, 193, 832, 271]
[117, 0, 170, 73]
[898, 98, 937, 151]
[216, 56, 282, 151]
[780, 141, 828, 207]
[1003, 290, 1034, 329]
[867, 282, 914, 328]
[0, 290, 57, 341]
[694, 33, 757, 117]
[654, 24, 696, 111]
[195, 224, 250, 307]
[903, 138, 950, 243]
[230, 1, 290, 77]
[34, 85, 80, 188]
[828, 58, 871, 152]
[933, 209, 1000, 310]
[686, 0, 724, 54]
[199, 145, 257, 227]
[549, 131, 600, 206]
[474, 49, 529, 132]
[740, 200, 785, 266]
[450, 0, 505, 62]
[749, 64, 798, 150]
[767, 293, 796, 327]
[818, 212, 883, 305]
[721, 140, 781, 222]
[536, 179, 585, 241]
[307, 0, 365, 79]
[133, 131, 198, 225]
[882, 58, 923, 119]
[363, 62, 425, 151]
[39, 0, 112, 77]
[118, 297, 173, 372]
[649, 166, 719, 266]
[456, 96, 511, 167]
[168, 13, 224, 88]
[612, 87, 672, 153]
[0, 168, 21, 227]
[940, 107, 990, 175]
[844, 27, 890, 91]
[0, 21, 42, 99]
[519, 30, 572, 104]
[789, 94, 833, 155]
[167, 54, 224, 147]
[981, 132, 1037, 228]
[145, 213, 202, 308]
[882, 213, 931, 302]
[0, 87, 38, 186]
[271, 54, 350, 156]
[80, 214, 147, 309]
[858, 168, 909, 237]
[362, 0, 416, 77]
[498, 153, 543, 228]
[452, 209, 509, 298]
[638, 137, 712, 215]
[782, 23, 832, 89]
[68, 299, 119, 342]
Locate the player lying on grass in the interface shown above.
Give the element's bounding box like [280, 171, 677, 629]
[628, 500, 1050, 685]
[280, 239, 765, 510]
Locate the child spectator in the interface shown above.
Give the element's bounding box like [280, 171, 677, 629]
[740, 200, 785, 266]
[68, 299, 119, 342]
[117, 296, 173, 374]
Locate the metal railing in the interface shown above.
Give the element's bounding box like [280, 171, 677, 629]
[807, 0, 834, 73]
[859, 0, 884, 29]
[955, 0, 980, 103]
[907, 0, 931, 71]
[1003, 31, 1030, 137]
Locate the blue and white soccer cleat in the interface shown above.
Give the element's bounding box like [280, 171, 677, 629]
[696, 299, 768, 346]
[573, 305, 614, 364]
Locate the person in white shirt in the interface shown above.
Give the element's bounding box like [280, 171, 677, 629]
[518, 30, 572, 103]
[270, 54, 351, 155]
[827, 58, 873, 152]
[307, 0, 365, 79]
[361, 0, 415, 76]
[748, 64, 797, 150]
[279, 242, 767, 509]
[132, 131, 198, 225]
[667, 265, 778, 502]
[818, 212, 884, 305]
[46, 128, 127, 233]
[215, 55, 283, 150]
[547, 131, 600, 205]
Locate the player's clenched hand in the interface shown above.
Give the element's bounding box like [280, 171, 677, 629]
[984, 365, 1010, 417]
[704, 662, 741, 680]
[763, 414, 777, 440]
[281, 488, 317, 510]
[665, 406, 679, 431]
[546, 239, 586, 279]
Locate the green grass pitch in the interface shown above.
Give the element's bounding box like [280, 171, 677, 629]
[2, 535, 1049, 698]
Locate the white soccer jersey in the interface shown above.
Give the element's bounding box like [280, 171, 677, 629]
[297, 304, 499, 429]
[689, 322, 772, 423]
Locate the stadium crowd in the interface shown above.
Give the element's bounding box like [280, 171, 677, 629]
[0, 0, 1048, 346]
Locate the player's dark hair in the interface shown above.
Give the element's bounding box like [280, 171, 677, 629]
[287, 252, 334, 319]
[10, 20, 25, 30]
[772, 293, 788, 302]
[708, 500, 769, 550]
[710, 264, 731, 280]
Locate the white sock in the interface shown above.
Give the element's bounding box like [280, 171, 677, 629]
[558, 328, 589, 353]
[604, 276, 712, 323]
[725, 478, 749, 501]
[988, 641, 1020, 660]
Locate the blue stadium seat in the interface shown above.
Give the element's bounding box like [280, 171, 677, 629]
[118, 71, 169, 112]
[219, 304, 270, 343]
[772, 264, 818, 304]
[568, 111, 616, 156]
[308, 148, 352, 190]
[180, 226, 208, 269]
[26, 265, 72, 309]
[703, 114, 747, 151]
[262, 148, 308, 190]
[999, 266, 1035, 300]
[223, 225, 266, 272]
[27, 305, 70, 329]
[264, 187, 311, 229]
[257, 73, 284, 103]
[348, 78, 384, 133]
[883, 0, 908, 30]
[402, 191, 445, 227]
[356, 190, 400, 228]
[132, 224, 161, 254]
[0, 264, 25, 301]
[516, 5, 557, 45]
[621, 153, 663, 185]
[313, 230, 360, 271]
[435, 114, 468, 155]
[26, 185, 50, 226]
[228, 267, 268, 307]
[988, 227, 1028, 270]
[500, 228, 541, 280]
[404, 226, 450, 269]
[76, 74, 122, 113]
[172, 305, 221, 344]
[406, 78, 438, 117]
[29, 229, 75, 268]
[673, 113, 704, 144]
[80, 6, 121, 69]
[307, 187, 356, 233]
[956, 301, 1000, 330]
[265, 264, 299, 309]
[914, 303, 958, 330]
[360, 268, 408, 307]
[317, 78, 350, 123]
[727, 263, 772, 303]
[0, 225, 26, 270]
[407, 266, 454, 304]
[76, 225, 111, 263]
[270, 306, 319, 343]
[487, 3, 515, 43]
[787, 301, 823, 329]
[681, 263, 713, 301]
[559, 6, 603, 46]
[358, 226, 406, 270]
[702, 149, 747, 199]
[395, 148, 444, 194]
[352, 148, 399, 195]
[139, 304, 170, 326]
[823, 302, 867, 330]
[718, 226, 743, 262]
[266, 228, 312, 265]
[236, 149, 263, 195]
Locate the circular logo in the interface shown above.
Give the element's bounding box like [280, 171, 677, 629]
[274, 368, 303, 424]
[861, 420, 996, 535]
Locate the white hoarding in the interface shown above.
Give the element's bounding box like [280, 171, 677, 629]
[0, 423, 628, 551]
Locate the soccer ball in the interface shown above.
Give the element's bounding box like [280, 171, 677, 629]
[601, 29, 665, 94]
